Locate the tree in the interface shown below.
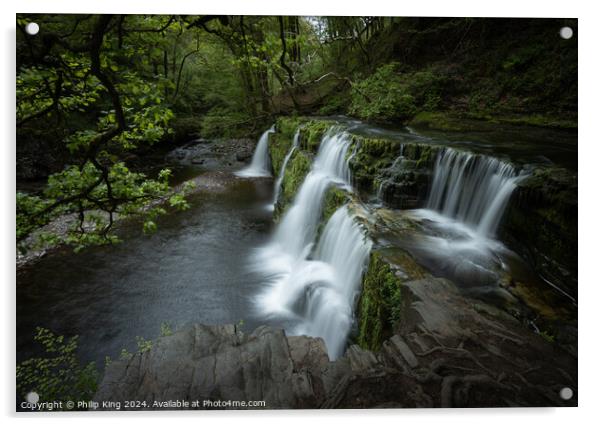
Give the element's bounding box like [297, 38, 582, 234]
[16, 14, 391, 253]
[17, 14, 191, 251]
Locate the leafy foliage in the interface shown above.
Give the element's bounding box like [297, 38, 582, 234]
[16, 328, 98, 406]
[160, 322, 173, 337]
[16, 15, 194, 252]
[16, 162, 190, 252]
[349, 63, 450, 124]
[350, 63, 417, 123]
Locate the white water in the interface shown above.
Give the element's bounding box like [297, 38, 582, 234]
[426, 148, 519, 237]
[253, 129, 371, 359]
[271, 129, 300, 209]
[235, 126, 275, 177]
[376, 180, 385, 203]
[407, 209, 510, 278]
[296, 207, 372, 358]
[252, 126, 527, 357]
[271, 129, 352, 258]
[403, 148, 524, 292]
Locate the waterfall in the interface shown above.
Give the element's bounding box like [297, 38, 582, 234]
[235, 126, 275, 177]
[271, 129, 300, 209]
[296, 207, 372, 359]
[376, 180, 385, 203]
[426, 148, 519, 237]
[271, 129, 352, 258]
[254, 129, 371, 359]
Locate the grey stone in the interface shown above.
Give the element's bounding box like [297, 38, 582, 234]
[389, 335, 418, 368]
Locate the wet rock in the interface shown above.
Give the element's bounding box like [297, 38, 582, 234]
[345, 345, 380, 373]
[236, 151, 252, 162]
[95, 324, 299, 409]
[96, 294, 577, 409]
[500, 166, 577, 296]
[164, 138, 255, 172]
[388, 335, 418, 368]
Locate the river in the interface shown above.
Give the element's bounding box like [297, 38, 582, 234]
[16, 117, 577, 369]
[17, 175, 276, 367]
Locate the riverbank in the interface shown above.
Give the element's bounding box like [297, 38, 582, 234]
[16, 137, 256, 270]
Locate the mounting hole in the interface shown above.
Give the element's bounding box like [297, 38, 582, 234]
[25, 22, 39, 36]
[559, 387, 574, 400]
[559, 26, 573, 40]
[25, 391, 40, 404]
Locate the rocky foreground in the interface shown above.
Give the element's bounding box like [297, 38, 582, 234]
[95, 275, 577, 409]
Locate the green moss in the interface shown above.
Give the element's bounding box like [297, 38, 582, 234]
[314, 186, 351, 239]
[268, 132, 293, 175]
[274, 150, 312, 218]
[356, 136, 399, 157]
[275, 116, 303, 138]
[378, 247, 427, 280]
[322, 186, 349, 222]
[357, 251, 402, 351]
[409, 111, 478, 132]
[403, 143, 437, 166]
[416, 145, 438, 169]
[300, 120, 336, 153]
[347, 136, 401, 192]
[270, 117, 307, 174]
[272, 117, 338, 155]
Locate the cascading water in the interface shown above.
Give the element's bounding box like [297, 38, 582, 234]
[426, 148, 520, 237]
[295, 207, 372, 359]
[271, 129, 300, 209]
[253, 128, 371, 359]
[405, 147, 525, 292]
[235, 126, 275, 177]
[269, 129, 352, 258]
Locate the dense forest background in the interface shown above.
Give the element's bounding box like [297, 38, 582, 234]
[16, 15, 577, 250]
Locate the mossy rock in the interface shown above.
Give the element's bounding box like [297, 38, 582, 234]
[268, 132, 295, 175]
[315, 186, 351, 240]
[300, 120, 337, 153]
[274, 150, 312, 219]
[275, 116, 303, 139]
[354, 136, 399, 158]
[356, 251, 402, 351]
[348, 137, 400, 193]
[408, 111, 476, 132]
[322, 186, 349, 223]
[403, 143, 440, 168]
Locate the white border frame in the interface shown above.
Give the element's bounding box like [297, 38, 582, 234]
[3, 1, 599, 425]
